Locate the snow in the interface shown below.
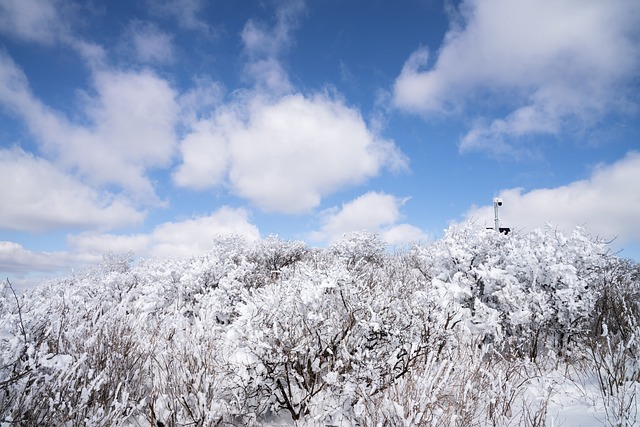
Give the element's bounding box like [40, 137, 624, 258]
[1, 225, 638, 426]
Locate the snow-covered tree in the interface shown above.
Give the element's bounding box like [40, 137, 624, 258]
[1, 225, 637, 425]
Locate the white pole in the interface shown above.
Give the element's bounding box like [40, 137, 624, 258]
[493, 198, 501, 231]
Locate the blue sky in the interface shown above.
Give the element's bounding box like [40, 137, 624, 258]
[1, 0, 639, 287]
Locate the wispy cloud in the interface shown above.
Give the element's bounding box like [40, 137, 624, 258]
[0, 0, 69, 45]
[0, 0, 106, 66]
[240, 0, 305, 92]
[241, 0, 305, 58]
[146, 0, 217, 37]
[125, 20, 176, 65]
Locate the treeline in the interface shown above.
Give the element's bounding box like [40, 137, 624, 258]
[1, 224, 639, 426]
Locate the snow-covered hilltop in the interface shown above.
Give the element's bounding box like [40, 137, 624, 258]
[1, 223, 638, 426]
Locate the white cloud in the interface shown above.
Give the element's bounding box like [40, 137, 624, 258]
[241, 0, 304, 58]
[147, 0, 215, 36]
[393, 0, 640, 154]
[0, 0, 67, 45]
[0, 241, 95, 276]
[175, 0, 405, 212]
[0, 0, 107, 68]
[173, 119, 229, 189]
[228, 95, 406, 212]
[0, 52, 179, 200]
[78, 69, 179, 192]
[0, 241, 100, 292]
[381, 224, 429, 246]
[463, 151, 640, 243]
[243, 58, 292, 94]
[239, 0, 305, 92]
[68, 206, 260, 259]
[174, 93, 407, 213]
[1, 207, 259, 288]
[127, 21, 175, 64]
[178, 76, 225, 124]
[0, 0, 108, 67]
[0, 148, 144, 232]
[310, 191, 427, 244]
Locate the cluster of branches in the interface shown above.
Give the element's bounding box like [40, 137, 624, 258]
[0, 224, 638, 426]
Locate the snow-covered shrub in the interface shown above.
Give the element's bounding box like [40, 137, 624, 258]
[225, 235, 469, 423]
[584, 258, 640, 426]
[330, 231, 387, 270]
[0, 274, 151, 426]
[144, 311, 232, 426]
[412, 223, 609, 361]
[355, 345, 552, 427]
[591, 258, 640, 347]
[226, 257, 399, 420]
[248, 235, 308, 279]
[1, 224, 637, 425]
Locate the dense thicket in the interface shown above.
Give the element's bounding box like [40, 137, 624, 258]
[1, 224, 638, 426]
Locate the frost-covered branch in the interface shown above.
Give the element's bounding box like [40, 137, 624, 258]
[0, 225, 636, 425]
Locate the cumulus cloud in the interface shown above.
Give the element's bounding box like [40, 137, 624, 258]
[77, 69, 179, 192]
[310, 191, 427, 244]
[68, 206, 260, 259]
[174, 93, 407, 213]
[463, 151, 640, 243]
[393, 0, 640, 155]
[173, 0, 406, 213]
[0, 148, 144, 232]
[0, 51, 179, 200]
[173, 118, 229, 190]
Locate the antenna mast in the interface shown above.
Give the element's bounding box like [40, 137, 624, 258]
[493, 197, 502, 231]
